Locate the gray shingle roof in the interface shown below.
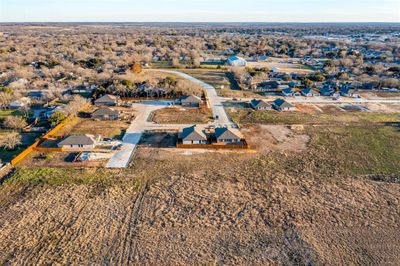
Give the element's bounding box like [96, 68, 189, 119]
[180, 95, 202, 103]
[214, 127, 244, 140]
[273, 98, 294, 109]
[92, 107, 119, 116]
[58, 134, 97, 146]
[251, 99, 271, 108]
[95, 94, 117, 104]
[180, 126, 207, 141]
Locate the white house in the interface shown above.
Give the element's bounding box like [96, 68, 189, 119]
[57, 134, 100, 150]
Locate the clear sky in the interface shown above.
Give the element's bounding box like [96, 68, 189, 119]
[0, 0, 399, 22]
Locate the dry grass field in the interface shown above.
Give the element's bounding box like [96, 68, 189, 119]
[150, 106, 213, 124]
[55, 117, 130, 140]
[1, 132, 399, 265]
[247, 58, 314, 74]
[180, 69, 234, 89]
[0, 110, 399, 265]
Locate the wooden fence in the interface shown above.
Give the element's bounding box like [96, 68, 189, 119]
[33, 147, 63, 152]
[10, 103, 91, 166]
[10, 139, 41, 166]
[176, 141, 250, 150]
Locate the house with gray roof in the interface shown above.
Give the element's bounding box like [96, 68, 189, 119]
[250, 99, 273, 110]
[301, 88, 320, 97]
[180, 125, 207, 144]
[180, 95, 203, 107]
[272, 99, 295, 111]
[57, 134, 100, 150]
[94, 94, 118, 106]
[214, 127, 244, 144]
[92, 107, 120, 120]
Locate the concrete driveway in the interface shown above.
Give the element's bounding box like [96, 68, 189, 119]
[106, 101, 173, 168]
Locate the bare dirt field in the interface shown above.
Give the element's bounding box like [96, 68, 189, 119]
[150, 106, 212, 124]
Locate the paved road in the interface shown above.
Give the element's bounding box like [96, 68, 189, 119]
[224, 96, 400, 105]
[156, 70, 233, 126]
[106, 101, 174, 168]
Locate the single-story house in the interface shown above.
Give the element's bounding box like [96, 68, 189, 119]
[250, 99, 273, 110]
[9, 97, 31, 109]
[319, 88, 335, 96]
[57, 134, 100, 150]
[272, 98, 296, 111]
[301, 88, 320, 97]
[94, 94, 118, 106]
[214, 127, 244, 144]
[180, 95, 203, 107]
[258, 80, 280, 91]
[92, 107, 120, 120]
[282, 88, 300, 97]
[339, 87, 355, 97]
[227, 56, 247, 67]
[180, 125, 207, 144]
[256, 55, 269, 62]
[27, 90, 49, 100]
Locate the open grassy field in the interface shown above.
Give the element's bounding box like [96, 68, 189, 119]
[150, 106, 213, 124]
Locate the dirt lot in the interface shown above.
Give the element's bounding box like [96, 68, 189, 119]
[19, 151, 107, 168]
[242, 124, 310, 153]
[150, 106, 212, 124]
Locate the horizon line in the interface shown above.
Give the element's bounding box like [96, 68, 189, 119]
[1, 21, 400, 24]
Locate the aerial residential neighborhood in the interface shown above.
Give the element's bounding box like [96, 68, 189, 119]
[0, 2, 399, 264]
